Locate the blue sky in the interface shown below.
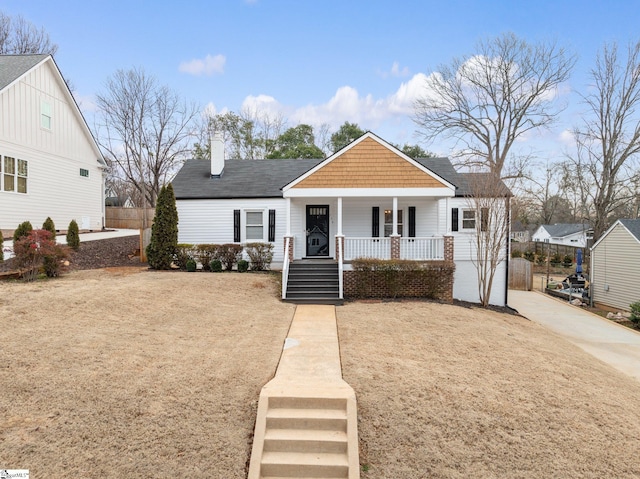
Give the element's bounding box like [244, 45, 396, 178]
[3, 0, 640, 159]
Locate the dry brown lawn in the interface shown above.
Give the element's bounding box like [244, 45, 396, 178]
[2, 269, 640, 478]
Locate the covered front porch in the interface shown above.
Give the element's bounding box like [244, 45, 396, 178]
[280, 196, 455, 302]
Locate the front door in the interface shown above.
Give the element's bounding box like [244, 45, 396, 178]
[306, 205, 330, 257]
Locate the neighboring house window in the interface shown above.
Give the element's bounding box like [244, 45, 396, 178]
[245, 211, 264, 240]
[41, 100, 52, 129]
[384, 209, 403, 236]
[2, 156, 27, 193]
[462, 209, 476, 229]
[80, 168, 89, 177]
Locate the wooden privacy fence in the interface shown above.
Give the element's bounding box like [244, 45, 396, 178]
[509, 257, 533, 291]
[105, 207, 155, 229]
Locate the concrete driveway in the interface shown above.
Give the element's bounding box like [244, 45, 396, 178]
[509, 290, 640, 381]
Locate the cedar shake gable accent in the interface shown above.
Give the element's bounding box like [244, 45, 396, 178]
[289, 133, 451, 189]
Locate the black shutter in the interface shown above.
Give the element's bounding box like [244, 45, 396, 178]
[268, 209, 276, 242]
[372, 207, 380, 237]
[233, 209, 241, 242]
[408, 206, 416, 237]
[451, 208, 459, 232]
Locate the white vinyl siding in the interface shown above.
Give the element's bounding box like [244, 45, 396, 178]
[591, 223, 640, 312]
[176, 198, 286, 264]
[0, 58, 104, 231]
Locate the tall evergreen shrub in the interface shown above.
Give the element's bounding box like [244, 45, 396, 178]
[13, 221, 33, 248]
[146, 184, 178, 269]
[42, 217, 56, 242]
[66, 219, 80, 251]
[0, 229, 3, 262]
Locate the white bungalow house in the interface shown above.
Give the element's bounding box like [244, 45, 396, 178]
[590, 219, 640, 312]
[0, 54, 106, 233]
[532, 223, 591, 248]
[172, 132, 510, 306]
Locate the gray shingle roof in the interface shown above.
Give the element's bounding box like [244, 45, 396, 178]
[619, 219, 640, 241]
[171, 154, 512, 200]
[543, 223, 591, 238]
[172, 158, 324, 199]
[0, 54, 48, 91]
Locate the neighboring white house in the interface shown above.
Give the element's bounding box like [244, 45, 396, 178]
[590, 219, 640, 312]
[0, 54, 106, 232]
[532, 223, 591, 248]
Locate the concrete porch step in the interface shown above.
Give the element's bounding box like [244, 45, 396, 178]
[264, 428, 348, 454]
[266, 407, 347, 431]
[260, 451, 349, 478]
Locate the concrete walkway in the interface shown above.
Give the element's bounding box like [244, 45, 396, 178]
[509, 290, 640, 381]
[248, 305, 359, 479]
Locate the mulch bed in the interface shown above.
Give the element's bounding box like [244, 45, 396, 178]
[0, 235, 145, 275]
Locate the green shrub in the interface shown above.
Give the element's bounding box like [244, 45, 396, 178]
[196, 244, 218, 271]
[174, 244, 195, 270]
[186, 258, 197, 272]
[42, 217, 56, 242]
[43, 244, 69, 277]
[215, 243, 243, 271]
[563, 254, 573, 267]
[209, 259, 223, 272]
[237, 259, 249, 272]
[66, 219, 80, 251]
[245, 242, 274, 270]
[630, 301, 640, 327]
[13, 221, 33, 248]
[523, 250, 534, 262]
[146, 184, 178, 270]
[0, 229, 3, 262]
[536, 253, 546, 265]
[511, 249, 522, 258]
[550, 253, 562, 265]
[351, 258, 455, 300]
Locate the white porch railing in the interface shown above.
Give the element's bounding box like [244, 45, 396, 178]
[400, 237, 444, 260]
[344, 236, 445, 261]
[282, 236, 291, 300]
[344, 237, 391, 260]
[337, 236, 344, 300]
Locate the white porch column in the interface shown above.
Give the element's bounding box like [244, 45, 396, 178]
[392, 197, 398, 236]
[337, 197, 343, 236]
[286, 197, 291, 236]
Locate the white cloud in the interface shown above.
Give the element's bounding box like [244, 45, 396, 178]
[378, 61, 410, 79]
[179, 54, 226, 76]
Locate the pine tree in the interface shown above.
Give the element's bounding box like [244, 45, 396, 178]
[66, 219, 80, 251]
[146, 184, 178, 269]
[13, 221, 33, 248]
[42, 217, 56, 242]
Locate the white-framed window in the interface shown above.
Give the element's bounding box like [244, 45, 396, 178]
[245, 210, 264, 240]
[462, 208, 489, 231]
[1, 156, 28, 194]
[80, 168, 89, 177]
[41, 100, 52, 129]
[462, 209, 476, 229]
[384, 209, 403, 236]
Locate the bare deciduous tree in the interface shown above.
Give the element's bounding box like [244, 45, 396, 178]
[464, 173, 511, 307]
[95, 68, 199, 208]
[414, 32, 575, 179]
[568, 40, 640, 241]
[0, 11, 57, 55]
